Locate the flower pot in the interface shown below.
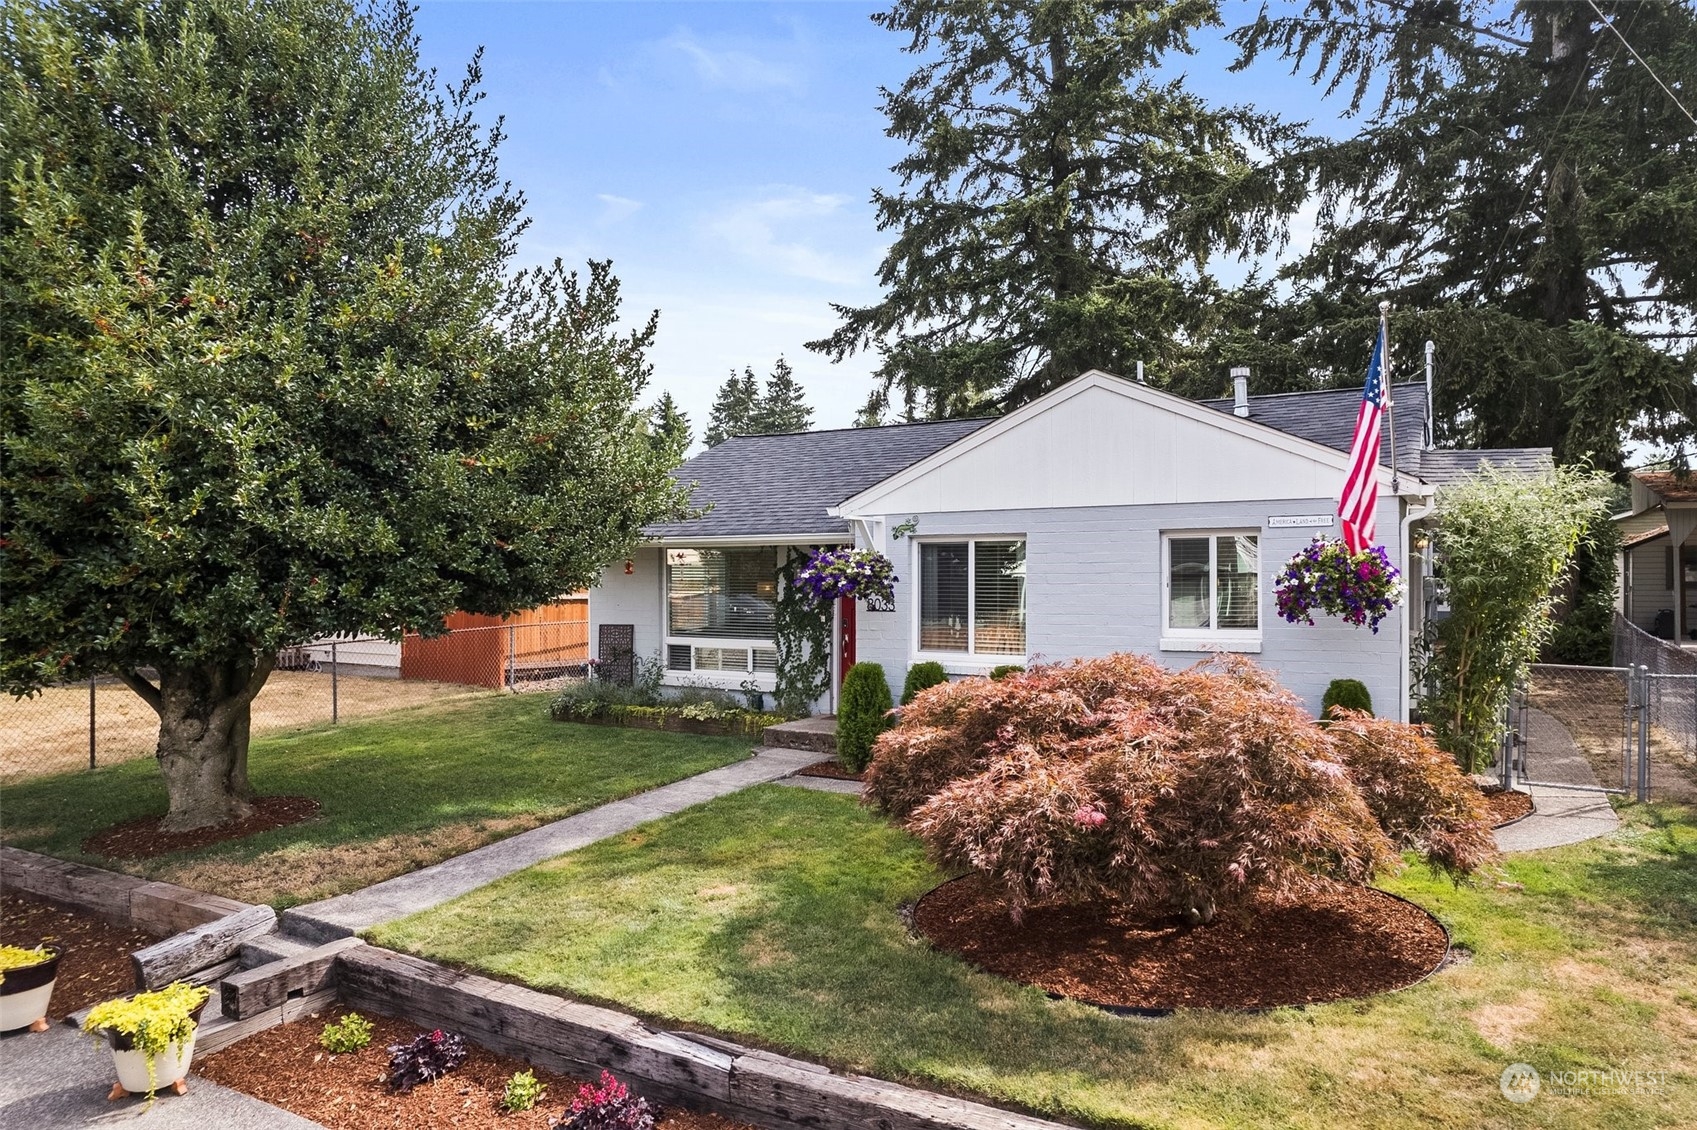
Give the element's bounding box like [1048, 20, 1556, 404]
[107, 1030, 197, 1097]
[0, 945, 62, 1033]
[95, 997, 206, 1100]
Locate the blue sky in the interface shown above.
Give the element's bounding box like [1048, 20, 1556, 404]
[413, 2, 1344, 436]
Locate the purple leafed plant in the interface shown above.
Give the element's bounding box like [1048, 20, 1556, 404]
[558, 1070, 658, 1130]
[385, 1028, 468, 1092]
[1274, 536, 1403, 633]
[792, 548, 897, 606]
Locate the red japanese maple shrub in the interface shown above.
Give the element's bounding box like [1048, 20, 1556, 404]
[1324, 710, 1498, 875]
[868, 654, 1400, 923]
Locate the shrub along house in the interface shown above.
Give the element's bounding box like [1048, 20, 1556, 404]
[589, 370, 1548, 720]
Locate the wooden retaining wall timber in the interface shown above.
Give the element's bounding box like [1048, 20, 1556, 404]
[0, 846, 249, 936]
[336, 945, 1072, 1130]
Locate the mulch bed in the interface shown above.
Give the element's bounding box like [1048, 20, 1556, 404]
[82, 795, 320, 859]
[0, 892, 160, 1022]
[913, 874, 1449, 1012]
[795, 759, 865, 782]
[196, 1005, 755, 1130]
[1477, 786, 1535, 827]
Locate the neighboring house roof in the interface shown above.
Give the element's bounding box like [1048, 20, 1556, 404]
[645, 418, 994, 541]
[1622, 523, 1670, 550]
[1636, 470, 1697, 503]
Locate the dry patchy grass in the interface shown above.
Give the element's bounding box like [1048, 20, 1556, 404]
[1, 672, 490, 780]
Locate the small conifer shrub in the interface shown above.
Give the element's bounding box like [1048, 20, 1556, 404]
[901, 661, 948, 705]
[837, 662, 894, 773]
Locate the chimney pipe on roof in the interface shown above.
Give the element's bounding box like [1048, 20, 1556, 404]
[1231, 367, 1250, 417]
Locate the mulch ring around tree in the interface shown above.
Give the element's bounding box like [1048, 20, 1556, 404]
[196, 1004, 757, 1130]
[795, 759, 866, 782]
[1476, 786, 1535, 828]
[82, 795, 320, 859]
[0, 892, 161, 1022]
[912, 874, 1449, 1013]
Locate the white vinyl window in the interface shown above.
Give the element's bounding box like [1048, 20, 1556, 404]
[664, 547, 781, 680]
[915, 539, 1027, 660]
[1162, 532, 1260, 650]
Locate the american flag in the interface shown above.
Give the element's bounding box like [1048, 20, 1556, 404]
[1337, 322, 1387, 553]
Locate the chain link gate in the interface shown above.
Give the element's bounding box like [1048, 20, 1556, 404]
[1506, 664, 1647, 800]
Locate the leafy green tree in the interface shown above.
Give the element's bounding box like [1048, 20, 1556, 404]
[648, 391, 692, 455]
[0, 0, 686, 829]
[750, 356, 814, 435]
[702, 367, 760, 447]
[1231, 0, 1697, 468]
[809, 0, 1303, 416]
[1421, 465, 1613, 772]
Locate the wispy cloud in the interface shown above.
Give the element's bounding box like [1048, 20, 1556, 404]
[661, 27, 804, 94]
[597, 194, 643, 226]
[703, 188, 874, 285]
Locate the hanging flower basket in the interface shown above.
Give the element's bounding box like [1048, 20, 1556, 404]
[1275, 537, 1403, 633]
[792, 548, 897, 607]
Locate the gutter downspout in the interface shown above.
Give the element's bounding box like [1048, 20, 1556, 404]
[1400, 492, 1438, 723]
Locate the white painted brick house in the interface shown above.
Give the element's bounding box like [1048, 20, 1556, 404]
[590, 370, 1549, 721]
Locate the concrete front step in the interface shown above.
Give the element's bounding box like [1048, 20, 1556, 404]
[760, 716, 838, 756]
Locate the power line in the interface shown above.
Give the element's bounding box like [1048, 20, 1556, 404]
[1586, 0, 1697, 130]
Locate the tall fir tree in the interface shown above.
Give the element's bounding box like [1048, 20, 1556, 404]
[852, 389, 889, 428]
[0, 0, 687, 828]
[750, 356, 814, 434]
[702, 367, 760, 446]
[1231, 0, 1697, 469]
[648, 391, 692, 455]
[809, 0, 1304, 417]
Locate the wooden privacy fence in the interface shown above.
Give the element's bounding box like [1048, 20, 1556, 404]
[400, 600, 589, 689]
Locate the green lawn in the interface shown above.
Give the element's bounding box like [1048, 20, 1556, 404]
[0, 696, 751, 908]
[373, 785, 1697, 1130]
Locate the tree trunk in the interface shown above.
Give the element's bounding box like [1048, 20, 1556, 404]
[149, 656, 276, 832]
[1535, 7, 1594, 327]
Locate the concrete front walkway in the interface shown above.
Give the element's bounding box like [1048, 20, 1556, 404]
[1495, 706, 1622, 853]
[283, 748, 819, 941]
[0, 1025, 324, 1130]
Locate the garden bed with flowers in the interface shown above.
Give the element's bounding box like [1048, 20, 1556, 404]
[196, 1005, 754, 1130]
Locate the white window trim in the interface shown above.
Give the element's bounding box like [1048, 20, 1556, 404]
[1160, 529, 1263, 654]
[910, 535, 1028, 668]
[662, 546, 781, 684]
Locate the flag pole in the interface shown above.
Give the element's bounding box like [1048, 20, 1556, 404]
[1381, 300, 1398, 496]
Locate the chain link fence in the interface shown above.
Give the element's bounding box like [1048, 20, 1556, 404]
[1613, 614, 1697, 802]
[1, 620, 588, 784]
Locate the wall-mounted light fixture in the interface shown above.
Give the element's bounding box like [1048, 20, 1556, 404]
[623, 559, 635, 575]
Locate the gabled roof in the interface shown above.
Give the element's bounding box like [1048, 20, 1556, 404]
[1636, 470, 1697, 504]
[1200, 383, 1552, 486]
[1200, 383, 1431, 472]
[645, 418, 993, 541]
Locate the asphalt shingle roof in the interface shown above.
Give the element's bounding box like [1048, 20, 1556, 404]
[1200, 383, 1432, 471]
[1200, 382, 1551, 486]
[651, 379, 1555, 541]
[646, 418, 994, 540]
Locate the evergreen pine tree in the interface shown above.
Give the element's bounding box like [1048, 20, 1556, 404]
[852, 390, 888, 428]
[1230, 0, 1697, 468]
[648, 391, 692, 455]
[808, 0, 1304, 417]
[750, 356, 813, 434]
[702, 367, 760, 447]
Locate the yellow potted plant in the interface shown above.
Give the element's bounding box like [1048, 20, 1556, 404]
[83, 982, 211, 1101]
[0, 944, 64, 1033]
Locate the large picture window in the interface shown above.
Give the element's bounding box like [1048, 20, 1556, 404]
[1164, 532, 1259, 636]
[917, 539, 1026, 658]
[665, 547, 780, 677]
